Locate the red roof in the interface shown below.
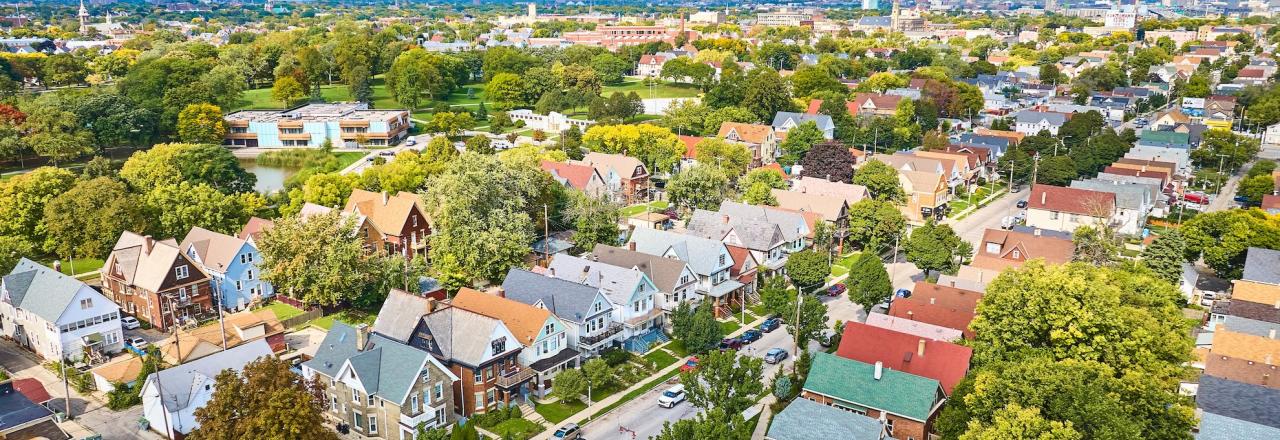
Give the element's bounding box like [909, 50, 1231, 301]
[850, 93, 903, 115]
[1238, 67, 1266, 78]
[1263, 194, 1280, 211]
[13, 378, 51, 404]
[804, 98, 857, 116]
[888, 282, 984, 339]
[725, 244, 755, 277]
[237, 217, 275, 242]
[1027, 184, 1115, 217]
[678, 135, 705, 160]
[836, 322, 973, 394]
[1101, 166, 1168, 185]
[758, 163, 788, 179]
[540, 160, 599, 191]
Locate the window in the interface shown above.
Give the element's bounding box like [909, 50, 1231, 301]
[1012, 250, 1021, 259]
[544, 323, 554, 335]
[247, 270, 255, 280]
[79, 298, 93, 309]
[368, 415, 377, 434]
[1050, 211, 1060, 220]
[235, 280, 243, 291]
[330, 395, 337, 411]
[367, 394, 375, 406]
[247, 253, 253, 263]
[719, 255, 725, 265]
[474, 392, 485, 410]
[174, 265, 189, 280]
[434, 382, 444, 401]
[352, 389, 360, 403]
[240, 254, 247, 264]
[474, 370, 483, 384]
[352, 410, 363, 430]
[486, 389, 495, 405]
[886, 418, 894, 435]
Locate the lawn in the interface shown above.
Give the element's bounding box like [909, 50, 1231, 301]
[308, 309, 378, 330]
[535, 398, 586, 424]
[259, 302, 306, 321]
[619, 200, 671, 217]
[719, 319, 743, 335]
[489, 418, 543, 440]
[603, 78, 700, 99]
[641, 350, 678, 369]
[948, 183, 1008, 218]
[662, 340, 691, 357]
[332, 151, 366, 169]
[37, 257, 104, 277]
[236, 78, 486, 115]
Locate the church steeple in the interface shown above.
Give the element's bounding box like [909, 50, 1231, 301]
[78, 0, 89, 34]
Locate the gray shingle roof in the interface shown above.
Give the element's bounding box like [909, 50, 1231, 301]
[1221, 316, 1280, 338]
[546, 255, 652, 307]
[766, 397, 885, 440]
[719, 201, 809, 243]
[686, 209, 785, 251]
[501, 268, 602, 324]
[304, 322, 452, 405]
[372, 289, 436, 343]
[1197, 411, 1280, 439]
[591, 244, 690, 293]
[1242, 247, 1280, 285]
[1070, 179, 1151, 211]
[2, 258, 98, 322]
[772, 112, 834, 132]
[147, 339, 272, 412]
[1015, 110, 1067, 126]
[420, 307, 507, 367]
[1197, 375, 1280, 429]
[627, 228, 732, 277]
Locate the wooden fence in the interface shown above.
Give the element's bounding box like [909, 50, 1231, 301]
[280, 308, 324, 329]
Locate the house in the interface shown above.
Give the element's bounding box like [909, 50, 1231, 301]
[836, 322, 973, 394]
[772, 112, 835, 139]
[913, 150, 982, 187]
[370, 290, 531, 416]
[155, 308, 287, 364]
[501, 268, 622, 355]
[591, 243, 699, 317]
[179, 226, 273, 311]
[766, 397, 889, 440]
[578, 152, 650, 204]
[1068, 179, 1154, 235]
[804, 98, 857, 118]
[1129, 131, 1191, 173]
[1013, 110, 1068, 136]
[1225, 279, 1280, 324]
[541, 160, 608, 199]
[1205, 95, 1238, 121]
[801, 352, 946, 440]
[546, 255, 665, 352]
[1151, 108, 1192, 130]
[302, 323, 458, 438]
[850, 93, 904, 117]
[1195, 376, 1280, 439]
[101, 231, 213, 332]
[1024, 184, 1117, 234]
[717, 122, 779, 166]
[689, 201, 812, 275]
[636, 53, 671, 77]
[0, 377, 62, 439]
[343, 189, 432, 259]
[1242, 247, 1280, 286]
[970, 226, 1074, 272]
[863, 313, 964, 342]
[770, 189, 850, 226]
[627, 228, 743, 316]
[888, 281, 983, 339]
[898, 169, 950, 223]
[237, 217, 274, 245]
[141, 339, 273, 438]
[879, 153, 958, 190]
[1, 258, 123, 362]
[451, 289, 576, 398]
[788, 176, 870, 206]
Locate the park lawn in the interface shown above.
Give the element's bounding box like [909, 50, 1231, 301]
[259, 302, 306, 321]
[490, 418, 543, 440]
[641, 350, 678, 369]
[603, 78, 700, 99]
[535, 398, 586, 424]
[309, 309, 377, 330]
[619, 200, 670, 217]
[333, 152, 367, 169]
[37, 257, 104, 277]
[237, 78, 484, 114]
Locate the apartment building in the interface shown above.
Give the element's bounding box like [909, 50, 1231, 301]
[224, 103, 410, 148]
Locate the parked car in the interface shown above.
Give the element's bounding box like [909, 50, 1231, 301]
[657, 384, 687, 408]
[760, 317, 782, 333]
[719, 337, 744, 351]
[1016, 199, 1028, 209]
[128, 337, 149, 349]
[739, 329, 763, 344]
[121, 316, 140, 330]
[826, 283, 847, 297]
[895, 288, 912, 299]
[819, 329, 838, 347]
[679, 356, 700, 373]
[1001, 215, 1016, 229]
[405, 138, 417, 146]
[553, 423, 583, 439]
[764, 348, 789, 364]
[379, 150, 396, 156]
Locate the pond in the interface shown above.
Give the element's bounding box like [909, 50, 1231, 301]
[238, 158, 298, 194]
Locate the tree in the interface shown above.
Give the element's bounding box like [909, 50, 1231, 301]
[845, 199, 906, 252]
[694, 138, 752, 179]
[144, 182, 263, 241]
[1141, 231, 1191, 286]
[464, 135, 493, 155]
[799, 141, 855, 183]
[387, 48, 456, 109]
[790, 65, 845, 98]
[591, 53, 629, 85]
[567, 192, 620, 250]
[778, 121, 825, 166]
[790, 294, 830, 349]
[176, 103, 227, 144]
[846, 252, 892, 311]
[485, 73, 526, 111]
[582, 358, 615, 391]
[1193, 129, 1260, 174]
[654, 408, 754, 440]
[670, 302, 723, 354]
[582, 124, 685, 174]
[743, 182, 777, 206]
[1071, 225, 1120, 266]
[859, 72, 908, 93]
[741, 68, 794, 122]
[785, 250, 830, 292]
[188, 356, 337, 440]
[680, 350, 764, 415]
[271, 76, 304, 107]
[667, 166, 730, 213]
[739, 168, 787, 192]
[427, 112, 474, 137]
[257, 212, 373, 306]
[120, 143, 256, 194]
[0, 167, 77, 243]
[701, 106, 756, 137]
[960, 403, 1084, 440]
[1181, 209, 1280, 278]
[904, 221, 966, 276]
[551, 368, 588, 403]
[423, 135, 459, 165]
[21, 105, 92, 166]
[1036, 155, 1077, 186]
[1238, 174, 1274, 206]
[0, 236, 34, 273]
[852, 159, 905, 201]
[42, 177, 145, 259]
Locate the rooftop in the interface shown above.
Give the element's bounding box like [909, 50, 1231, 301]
[835, 322, 973, 394]
[224, 103, 407, 123]
[803, 352, 943, 422]
[766, 397, 885, 440]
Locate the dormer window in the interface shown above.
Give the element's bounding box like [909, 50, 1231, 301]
[719, 255, 725, 265]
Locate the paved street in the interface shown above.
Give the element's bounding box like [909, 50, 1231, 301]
[945, 188, 1024, 249]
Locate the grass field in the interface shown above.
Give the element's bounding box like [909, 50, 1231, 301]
[535, 398, 586, 424]
[309, 309, 377, 330]
[260, 302, 307, 321]
[641, 350, 678, 369]
[37, 257, 104, 277]
[604, 78, 700, 99]
[619, 200, 670, 217]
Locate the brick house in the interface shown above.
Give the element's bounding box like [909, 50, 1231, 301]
[343, 189, 432, 259]
[577, 152, 650, 205]
[101, 231, 214, 332]
[801, 352, 946, 440]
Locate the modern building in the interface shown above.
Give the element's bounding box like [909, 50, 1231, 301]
[507, 110, 595, 133]
[224, 103, 411, 148]
[1, 259, 123, 363]
[141, 339, 273, 438]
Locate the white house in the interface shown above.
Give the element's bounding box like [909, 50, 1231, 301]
[508, 110, 595, 133]
[0, 258, 123, 363]
[141, 339, 273, 438]
[546, 255, 663, 351]
[1013, 110, 1068, 136]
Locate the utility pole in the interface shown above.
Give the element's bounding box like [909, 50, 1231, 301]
[214, 277, 227, 350]
[1031, 153, 1041, 185]
[543, 204, 550, 267]
[59, 352, 71, 419]
[1217, 153, 1228, 195]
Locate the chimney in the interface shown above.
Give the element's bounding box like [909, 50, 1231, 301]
[874, 361, 883, 380]
[907, 311, 914, 320]
[497, 288, 506, 299]
[722, 214, 731, 224]
[628, 241, 636, 251]
[143, 235, 155, 255]
[426, 298, 436, 313]
[547, 268, 556, 278]
[355, 323, 370, 351]
[918, 339, 926, 357]
[1040, 190, 1046, 206]
[930, 297, 936, 305]
[381, 192, 389, 206]
[580, 266, 591, 283]
[53, 260, 62, 273]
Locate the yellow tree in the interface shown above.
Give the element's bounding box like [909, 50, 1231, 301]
[176, 103, 227, 144]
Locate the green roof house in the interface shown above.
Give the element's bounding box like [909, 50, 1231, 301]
[800, 352, 946, 440]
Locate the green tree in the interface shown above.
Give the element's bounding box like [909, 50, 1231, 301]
[778, 121, 825, 166]
[567, 192, 620, 250]
[845, 199, 906, 252]
[654, 408, 754, 440]
[387, 48, 456, 109]
[739, 168, 787, 192]
[667, 166, 730, 213]
[904, 221, 966, 276]
[1071, 225, 1120, 266]
[846, 252, 892, 311]
[582, 358, 615, 391]
[271, 76, 304, 107]
[960, 402, 1083, 440]
[257, 212, 373, 306]
[741, 68, 794, 122]
[590, 53, 629, 85]
[669, 302, 723, 354]
[188, 356, 337, 440]
[42, 177, 146, 259]
[0, 236, 34, 273]
[785, 250, 830, 292]
[119, 143, 256, 194]
[1035, 156, 1077, 186]
[743, 181, 777, 206]
[551, 368, 587, 403]
[144, 182, 264, 240]
[680, 350, 764, 415]
[176, 103, 227, 144]
[1140, 231, 1191, 286]
[464, 135, 494, 155]
[694, 138, 752, 179]
[1238, 174, 1274, 206]
[21, 105, 92, 166]
[423, 135, 459, 165]
[485, 72, 526, 111]
[1181, 209, 1280, 278]
[0, 167, 77, 243]
[790, 65, 845, 98]
[701, 106, 756, 137]
[853, 159, 905, 201]
[581, 124, 685, 174]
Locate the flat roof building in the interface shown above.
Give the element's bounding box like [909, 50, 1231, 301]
[223, 103, 410, 148]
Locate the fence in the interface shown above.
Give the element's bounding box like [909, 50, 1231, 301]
[280, 307, 323, 329]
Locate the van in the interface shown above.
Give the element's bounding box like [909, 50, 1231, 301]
[658, 384, 686, 408]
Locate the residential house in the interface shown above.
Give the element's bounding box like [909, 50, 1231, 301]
[880, 153, 962, 192]
[788, 177, 870, 205]
[101, 231, 213, 332]
[804, 98, 857, 118]
[636, 53, 671, 77]
[451, 289, 576, 398]
[766, 398, 890, 440]
[1108, 159, 1177, 183]
[1234, 67, 1268, 86]
[154, 308, 287, 365]
[501, 268, 622, 355]
[1129, 130, 1192, 173]
[724, 245, 761, 300]
[888, 281, 983, 339]
[1, 259, 123, 362]
[1226, 279, 1280, 325]
[970, 226, 1074, 272]
[772, 112, 835, 140]
[343, 189, 432, 259]
[370, 290, 532, 416]
[1013, 110, 1068, 136]
[591, 243, 699, 317]
[1151, 108, 1192, 130]
[912, 150, 981, 189]
[1205, 95, 1237, 120]
[770, 189, 850, 232]
[801, 352, 946, 440]
[544, 255, 665, 351]
[0, 376, 61, 439]
[142, 339, 273, 439]
[578, 152, 650, 204]
[627, 228, 743, 317]
[179, 226, 273, 311]
[954, 134, 1009, 159]
[303, 323, 458, 438]
[541, 160, 608, 199]
[1195, 376, 1280, 439]
[1243, 247, 1280, 286]
[898, 169, 950, 223]
[863, 313, 964, 342]
[836, 322, 972, 394]
[1068, 179, 1154, 235]
[237, 217, 275, 245]
[1024, 184, 1117, 234]
[717, 122, 779, 166]
[689, 201, 812, 274]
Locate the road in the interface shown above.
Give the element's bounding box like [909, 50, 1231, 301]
[945, 187, 1024, 248]
[340, 134, 434, 175]
[1203, 146, 1280, 213]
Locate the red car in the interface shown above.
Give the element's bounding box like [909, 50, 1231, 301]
[679, 356, 700, 373]
[826, 283, 847, 297]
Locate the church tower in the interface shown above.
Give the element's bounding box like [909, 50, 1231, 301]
[890, 0, 901, 33]
[78, 0, 89, 34]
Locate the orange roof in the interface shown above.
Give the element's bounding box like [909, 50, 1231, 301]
[344, 189, 428, 235]
[758, 162, 788, 179]
[1233, 280, 1280, 305]
[451, 288, 553, 347]
[718, 122, 773, 144]
[678, 135, 705, 159]
[1211, 329, 1280, 364]
[973, 127, 1025, 145]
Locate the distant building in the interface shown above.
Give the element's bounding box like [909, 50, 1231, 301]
[757, 10, 812, 27]
[507, 110, 595, 133]
[224, 103, 411, 148]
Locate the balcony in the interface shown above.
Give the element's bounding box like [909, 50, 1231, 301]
[624, 307, 664, 327]
[579, 322, 623, 348]
[400, 404, 444, 430]
[495, 365, 536, 389]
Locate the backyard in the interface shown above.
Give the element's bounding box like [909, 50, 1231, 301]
[254, 301, 375, 330]
[619, 200, 670, 217]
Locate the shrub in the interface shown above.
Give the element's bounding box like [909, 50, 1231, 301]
[600, 349, 632, 367]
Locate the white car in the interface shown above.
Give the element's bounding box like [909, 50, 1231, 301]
[657, 384, 686, 408]
[128, 337, 149, 349]
[120, 316, 140, 330]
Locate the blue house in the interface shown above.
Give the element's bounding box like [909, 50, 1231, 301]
[179, 227, 274, 311]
